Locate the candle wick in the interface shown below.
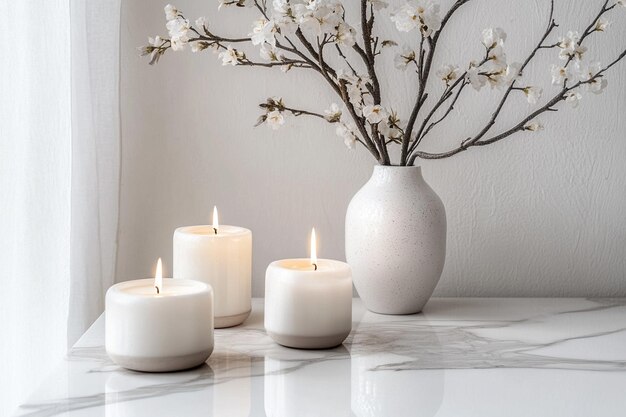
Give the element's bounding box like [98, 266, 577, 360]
[313, 263, 318, 271]
[213, 227, 218, 235]
[155, 286, 160, 294]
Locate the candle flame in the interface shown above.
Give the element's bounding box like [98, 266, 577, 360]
[212, 206, 219, 234]
[310, 228, 317, 270]
[155, 257, 163, 294]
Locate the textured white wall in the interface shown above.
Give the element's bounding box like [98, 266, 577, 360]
[119, 0, 626, 297]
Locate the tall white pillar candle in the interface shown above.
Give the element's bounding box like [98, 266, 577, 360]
[264, 229, 352, 349]
[174, 207, 252, 328]
[106, 259, 214, 372]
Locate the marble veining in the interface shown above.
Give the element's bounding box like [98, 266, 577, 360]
[15, 298, 626, 417]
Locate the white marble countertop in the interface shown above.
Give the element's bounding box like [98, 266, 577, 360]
[16, 298, 626, 417]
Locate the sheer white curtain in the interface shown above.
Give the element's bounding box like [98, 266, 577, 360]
[0, 1, 121, 415]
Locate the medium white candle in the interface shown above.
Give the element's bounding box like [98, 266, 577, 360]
[173, 207, 252, 328]
[265, 229, 352, 349]
[105, 258, 214, 372]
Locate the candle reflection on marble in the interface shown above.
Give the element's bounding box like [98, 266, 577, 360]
[209, 352, 252, 417]
[105, 367, 213, 417]
[264, 348, 351, 417]
[264, 228, 352, 349]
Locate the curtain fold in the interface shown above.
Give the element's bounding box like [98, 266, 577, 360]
[68, 0, 121, 346]
[0, 1, 121, 414]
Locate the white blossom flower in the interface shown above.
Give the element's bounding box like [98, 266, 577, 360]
[483, 62, 518, 89]
[338, 70, 372, 111]
[164, 4, 179, 21]
[191, 41, 210, 53]
[148, 35, 163, 47]
[296, 2, 342, 36]
[347, 87, 364, 110]
[487, 44, 507, 67]
[524, 120, 544, 132]
[394, 47, 416, 70]
[362, 105, 388, 124]
[481, 27, 507, 50]
[379, 122, 402, 140]
[218, 45, 243, 65]
[551, 64, 570, 85]
[594, 18, 611, 32]
[335, 23, 356, 47]
[484, 68, 507, 88]
[558, 31, 587, 61]
[272, 0, 299, 32]
[336, 121, 358, 149]
[273, 0, 289, 14]
[368, 0, 389, 10]
[436, 64, 461, 85]
[504, 62, 521, 83]
[140, 36, 166, 65]
[166, 17, 191, 51]
[195, 16, 208, 31]
[250, 18, 277, 47]
[577, 62, 608, 94]
[324, 103, 342, 122]
[575, 61, 600, 80]
[587, 77, 608, 94]
[523, 86, 542, 104]
[390, 0, 441, 36]
[564, 90, 582, 108]
[558, 30, 578, 50]
[265, 110, 285, 129]
[260, 44, 283, 61]
[466, 64, 486, 91]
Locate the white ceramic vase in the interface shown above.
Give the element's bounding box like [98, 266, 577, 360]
[345, 166, 446, 314]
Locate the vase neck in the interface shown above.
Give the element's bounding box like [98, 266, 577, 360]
[371, 165, 423, 185]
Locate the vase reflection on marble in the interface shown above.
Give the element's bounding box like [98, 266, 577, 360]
[345, 166, 446, 314]
[350, 310, 444, 417]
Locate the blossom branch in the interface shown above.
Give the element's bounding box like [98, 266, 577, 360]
[420, 80, 469, 140]
[406, 54, 490, 157]
[145, 1, 626, 165]
[238, 59, 312, 68]
[339, 80, 381, 159]
[281, 106, 326, 119]
[564, 0, 615, 68]
[358, 0, 388, 163]
[358, 0, 382, 104]
[407, 0, 558, 163]
[401, 0, 473, 165]
[411, 46, 626, 161]
[463, 0, 557, 147]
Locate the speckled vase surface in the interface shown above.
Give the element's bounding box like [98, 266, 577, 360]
[345, 166, 446, 314]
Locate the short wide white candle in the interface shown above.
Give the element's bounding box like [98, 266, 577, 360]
[265, 229, 352, 349]
[106, 261, 214, 372]
[174, 207, 252, 328]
